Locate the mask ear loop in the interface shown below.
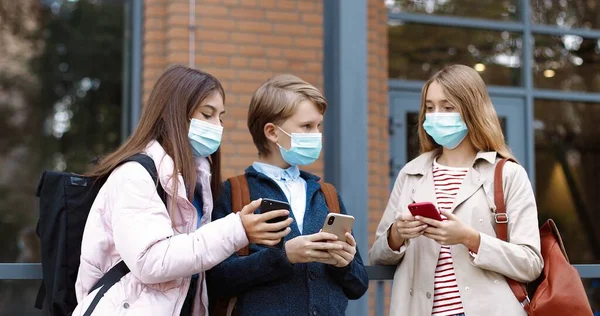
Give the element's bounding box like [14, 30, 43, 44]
[276, 125, 292, 137]
[275, 126, 293, 151]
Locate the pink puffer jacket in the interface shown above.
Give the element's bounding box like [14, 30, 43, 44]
[72, 140, 249, 316]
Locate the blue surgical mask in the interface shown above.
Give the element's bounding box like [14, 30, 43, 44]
[423, 113, 468, 149]
[277, 126, 322, 166]
[188, 118, 223, 157]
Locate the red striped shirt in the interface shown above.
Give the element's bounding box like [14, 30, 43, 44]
[431, 160, 468, 316]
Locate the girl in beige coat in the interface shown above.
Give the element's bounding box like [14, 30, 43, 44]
[370, 65, 543, 316]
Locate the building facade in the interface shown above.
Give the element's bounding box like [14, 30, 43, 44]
[0, 0, 598, 315]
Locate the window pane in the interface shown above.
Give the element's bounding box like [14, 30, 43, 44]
[534, 34, 600, 92]
[0, 0, 126, 263]
[407, 112, 420, 162]
[389, 23, 522, 86]
[532, 0, 600, 29]
[385, 0, 519, 21]
[534, 99, 600, 264]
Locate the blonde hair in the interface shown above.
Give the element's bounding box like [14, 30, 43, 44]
[418, 64, 514, 160]
[247, 74, 327, 156]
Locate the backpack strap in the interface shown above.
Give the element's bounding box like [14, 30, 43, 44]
[319, 180, 340, 214]
[229, 175, 251, 256]
[83, 261, 130, 316]
[34, 282, 45, 310]
[493, 158, 531, 309]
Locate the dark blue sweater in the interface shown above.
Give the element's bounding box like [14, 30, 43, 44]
[206, 166, 369, 316]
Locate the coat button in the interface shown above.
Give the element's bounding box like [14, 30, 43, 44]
[494, 280, 499, 284]
[309, 272, 317, 280]
[426, 292, 432, 299]
[123, 302, 130, 309]
[409, 288, 413, 296]
[312, 311, 317, 316]
[465, 286, 470, 291]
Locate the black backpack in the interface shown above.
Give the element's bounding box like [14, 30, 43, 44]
[34, 154, 166, 316]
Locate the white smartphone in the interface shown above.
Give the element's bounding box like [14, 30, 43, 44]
[321, 213, 355, 242]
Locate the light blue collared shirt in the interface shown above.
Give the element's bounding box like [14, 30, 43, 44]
[252, 162, 307, 233]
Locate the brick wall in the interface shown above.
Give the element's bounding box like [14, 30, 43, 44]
[143, 0, 390, 314]
[143, 0, 324, 179]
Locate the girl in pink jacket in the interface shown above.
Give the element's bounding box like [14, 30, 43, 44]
[72, 65, 294, 316]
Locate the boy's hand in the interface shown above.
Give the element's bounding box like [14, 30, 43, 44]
[327, 232, 356, 268]
[239, 199, 294, 246]
[284, 232, 342, 264]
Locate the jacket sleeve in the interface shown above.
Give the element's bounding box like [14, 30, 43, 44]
[206, 180, 295, 298]
[325, 193, 369, 300]
[110, 162, 249, 285]
[469, 162, 544, 283]
[369, 172, 409, 266]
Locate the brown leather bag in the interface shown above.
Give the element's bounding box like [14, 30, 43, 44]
[494, 158, 593, 315]
[210, 175, 341, 316]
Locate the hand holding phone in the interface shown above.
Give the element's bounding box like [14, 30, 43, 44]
[284, 232, 342, 265]
[260, 198, 291, 232]
[239, 199, 292, 247]
[387, 204, 438, 250]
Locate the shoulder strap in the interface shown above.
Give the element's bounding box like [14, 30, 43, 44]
[229, 175, 251, 215]
[494, 158, 516, 242]
[319, 180, 340, 214]
[493, 158, 530, 310]
[229, 175, 251, 256]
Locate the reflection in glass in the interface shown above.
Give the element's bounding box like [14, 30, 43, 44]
[385, 0, 519, 21]
[534, 34, 600, 92]
[532, 0, 600, 29]
[388, 23, 522, 86]
[0, 0, 124, 262]
[534, 99, 600, 264]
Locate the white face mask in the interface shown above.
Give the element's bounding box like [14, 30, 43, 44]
[188, 119, 223, 157]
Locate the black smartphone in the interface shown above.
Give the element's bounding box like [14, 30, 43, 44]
[260, 198, 290, 225]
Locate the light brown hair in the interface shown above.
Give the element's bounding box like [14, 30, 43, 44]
[247, 74, 327, 157]
[418, 64, 514, 159]
[87, 65, 225, 209]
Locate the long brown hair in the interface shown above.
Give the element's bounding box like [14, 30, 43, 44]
[88, 65, 224, 206]
[418, 64, 514, 160]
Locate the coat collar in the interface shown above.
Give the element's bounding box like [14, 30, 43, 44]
[406, 150, 498, 213]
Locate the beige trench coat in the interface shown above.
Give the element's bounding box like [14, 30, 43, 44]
[369, 151, 543, 316]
